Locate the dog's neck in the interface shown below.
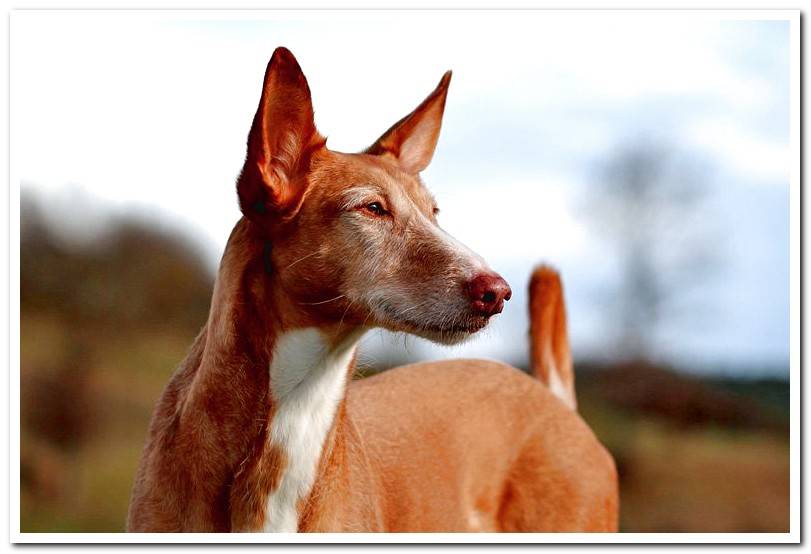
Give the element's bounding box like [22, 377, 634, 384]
[190, 218, 364, 532]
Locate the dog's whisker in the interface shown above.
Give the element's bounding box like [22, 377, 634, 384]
[337, 298, 356, 332]
[283, 251, 319, 271]
[299, 294, 346, 306]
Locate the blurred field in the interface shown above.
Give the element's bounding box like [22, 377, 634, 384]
[577, 367, 789, 532]
[19, 197, 789, 533]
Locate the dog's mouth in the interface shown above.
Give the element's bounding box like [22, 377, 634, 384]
[375, 301, 491, 345]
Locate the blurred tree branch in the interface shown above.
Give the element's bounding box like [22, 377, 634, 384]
[585, 137, 721, 362]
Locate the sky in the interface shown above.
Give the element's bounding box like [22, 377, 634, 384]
[12, 11, 793, 375]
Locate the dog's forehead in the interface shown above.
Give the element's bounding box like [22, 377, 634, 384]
[368, 157, 435, 211]
[314, 151, 436, 211]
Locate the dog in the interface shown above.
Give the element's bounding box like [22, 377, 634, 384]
[126, 47, 618, 533]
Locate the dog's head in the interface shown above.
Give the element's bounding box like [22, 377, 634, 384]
[237, 47, 510, 345]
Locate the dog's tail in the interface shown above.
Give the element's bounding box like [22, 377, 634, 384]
[529, 265, 577, 410]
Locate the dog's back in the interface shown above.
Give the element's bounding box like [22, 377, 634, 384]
[345, 359, 618, 532]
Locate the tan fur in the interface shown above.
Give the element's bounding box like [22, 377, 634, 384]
[126, 47, 618, 533]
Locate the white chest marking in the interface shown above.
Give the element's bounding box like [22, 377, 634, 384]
[262, 328, 362, 533]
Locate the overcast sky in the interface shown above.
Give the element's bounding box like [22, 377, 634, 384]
[12, 11, 793, 375]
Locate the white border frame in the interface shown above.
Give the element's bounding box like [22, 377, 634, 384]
[8, 8, 801, 544]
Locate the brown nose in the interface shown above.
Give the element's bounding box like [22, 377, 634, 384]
[467, 272, 512, 316]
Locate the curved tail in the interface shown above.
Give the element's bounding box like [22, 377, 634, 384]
[529, 265, 577, 410]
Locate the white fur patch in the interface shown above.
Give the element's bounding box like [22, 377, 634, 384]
[548, 367, 573, 409]
[546, 350, 575, 410]
[262, 328, 363, 532]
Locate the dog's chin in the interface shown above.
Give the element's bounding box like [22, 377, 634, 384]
[384, 315, 491, 346]
[411, 326, 480, 346]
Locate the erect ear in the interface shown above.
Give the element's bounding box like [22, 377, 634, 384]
[237, 47, 325, 220]
[366, 71, 452, 174]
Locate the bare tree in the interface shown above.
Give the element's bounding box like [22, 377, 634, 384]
[586, 138, 718, 362]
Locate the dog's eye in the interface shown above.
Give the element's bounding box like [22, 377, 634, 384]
[365, 202, 387, 216]
[432, 207, 440, 216]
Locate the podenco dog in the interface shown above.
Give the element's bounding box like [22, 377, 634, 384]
[127, 47, 618, 533]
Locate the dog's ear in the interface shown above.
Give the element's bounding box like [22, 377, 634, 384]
[366, 71, 452, 174]
[238, 47, 324, 220]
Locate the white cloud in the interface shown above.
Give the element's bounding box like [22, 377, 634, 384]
[684, 118, 790, 183]
[434, 176, 590, 268]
